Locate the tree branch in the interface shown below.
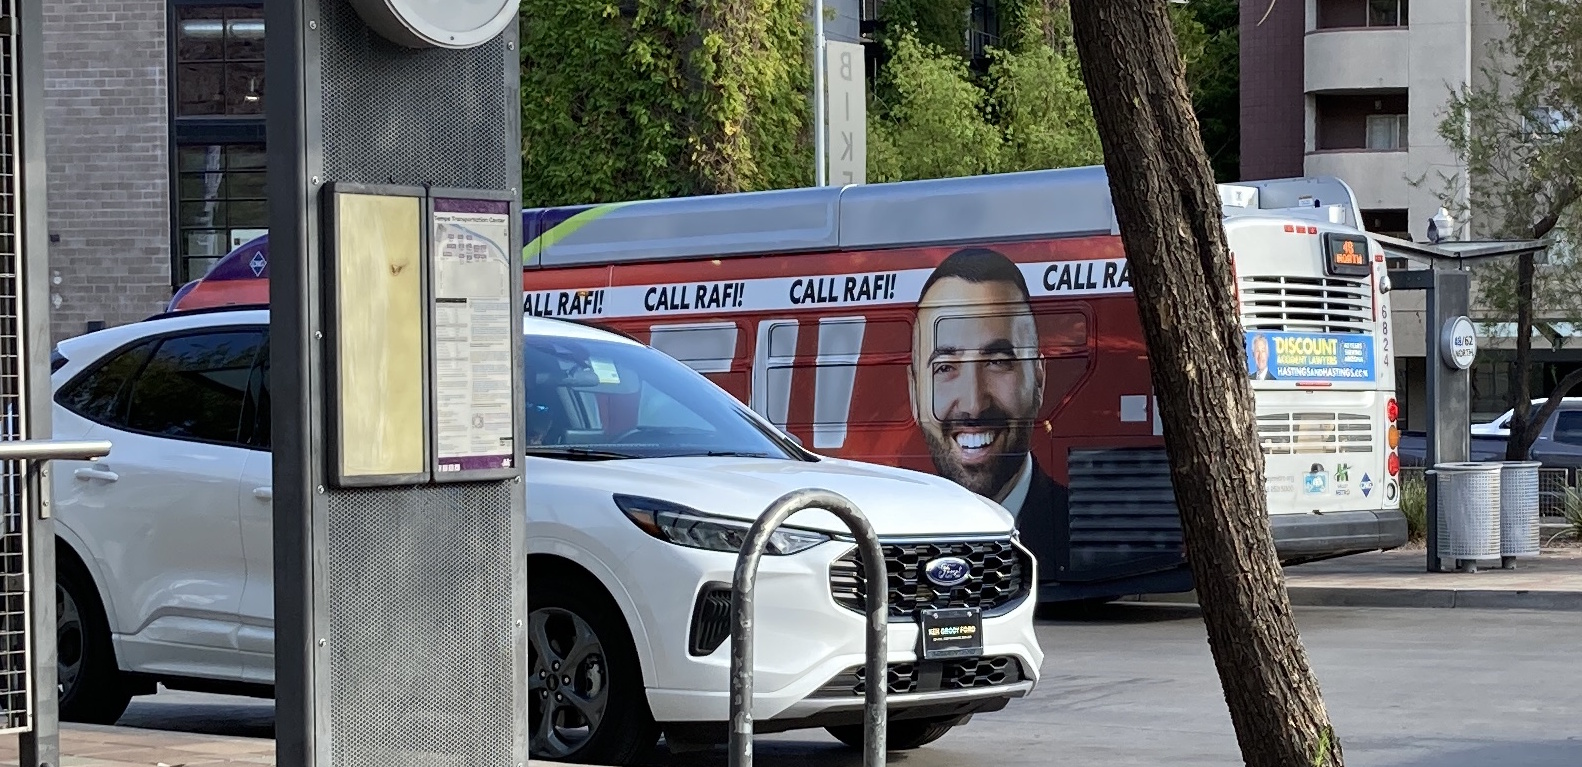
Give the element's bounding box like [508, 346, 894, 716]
[1517, 366, 1582, 453]
[1531, 183, 1582, 239]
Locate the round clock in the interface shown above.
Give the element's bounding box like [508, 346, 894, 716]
[346, 0, 517, 50]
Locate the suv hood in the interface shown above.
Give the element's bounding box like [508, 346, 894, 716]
[538, 455, 1015, 538]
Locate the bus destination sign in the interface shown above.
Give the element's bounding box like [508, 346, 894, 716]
[1323, 232, 1372, 277]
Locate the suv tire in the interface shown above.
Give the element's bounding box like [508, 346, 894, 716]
[57, 561, 133, 724]
[827, 716, 962, 751]
[528, 573, 659, 765]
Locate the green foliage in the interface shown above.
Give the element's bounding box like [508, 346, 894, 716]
[1561, 485, 1582, 541]
[1400, 473, 1427, 543]
[1172, 0, 1240, 183]
[519, 0, 810, 207]
[1416, 0, 1582, 454]
[517, 0, 1238, 205]
[689, 0, 813, 193]
[867, 34, 1003, 183]
[987, 42, 1103, 172]
[868, 0, 1234, 184]
[1422, 1, 1582, 264]
[866, 2, 1104, 183]
[876, 0, 971, 57]
[1310, 725, 1340, 767]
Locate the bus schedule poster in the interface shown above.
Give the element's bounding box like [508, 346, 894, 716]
[428, 190, 520, 482]
[1243, 330, 1375, 382]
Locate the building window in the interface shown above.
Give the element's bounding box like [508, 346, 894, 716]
[967, 0, 1000, 67]
[1470, 356, 1515, 422]
[1314, 93, 1408, 151]
[175, 144, 268, 284]
[1362, 209, 1409, 240]
[174, 5, 265, 117]
[1365, 114, 1408, 150]
[169, 2, 267, 289]
[1316, 0, 1408, 29]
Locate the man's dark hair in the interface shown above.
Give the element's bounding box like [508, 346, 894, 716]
[918, 247, 1031, 304]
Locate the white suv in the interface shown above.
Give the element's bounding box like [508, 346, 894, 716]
[47, 307, 1042, 763]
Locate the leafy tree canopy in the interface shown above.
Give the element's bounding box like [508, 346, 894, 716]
[1419, 0, 1582, 456]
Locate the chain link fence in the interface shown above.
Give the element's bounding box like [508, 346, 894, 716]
[1399, 465, 1574, 519]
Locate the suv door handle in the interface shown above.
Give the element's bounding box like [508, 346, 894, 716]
[73, 467, 119, 483]
[253, 487, 273, 501]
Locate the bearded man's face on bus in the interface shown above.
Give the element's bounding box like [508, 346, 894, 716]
[910, 276, 1045, 501]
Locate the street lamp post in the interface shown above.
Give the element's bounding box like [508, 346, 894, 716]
[814, 0, 827, 186]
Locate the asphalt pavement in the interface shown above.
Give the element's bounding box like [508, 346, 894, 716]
[100, 603, 1582, 767]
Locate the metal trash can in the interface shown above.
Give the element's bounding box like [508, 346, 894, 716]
[1497, 460, 1543, 566]
[1432, 462, 1502, 571]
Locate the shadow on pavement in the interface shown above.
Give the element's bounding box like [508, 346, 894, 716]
[1380, 739, 1582, 767]
[115, 691, 276, 740]
[638, 739, 909, 767]
[1035, 601, 1202, 624]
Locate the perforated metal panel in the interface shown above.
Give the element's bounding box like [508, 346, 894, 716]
[317, 0, 513, 190]
[1498, 461, 1542, 558]
[325, 484, 517, 767]
[0, 0, 33, 736]
[307, 3, 522, 765]
[1433, 463, 1502, 560]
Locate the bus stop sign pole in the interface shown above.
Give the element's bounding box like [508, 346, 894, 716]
[1386, 265, 1472, 573]
[267, 2, 528, 765]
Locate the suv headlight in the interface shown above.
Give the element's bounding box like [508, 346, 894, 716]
[614, 494, 831, 555]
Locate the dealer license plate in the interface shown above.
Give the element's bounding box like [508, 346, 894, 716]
[919, 607, 983, 661]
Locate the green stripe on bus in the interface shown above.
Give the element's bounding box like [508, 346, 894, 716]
[523, 202, 633, 264]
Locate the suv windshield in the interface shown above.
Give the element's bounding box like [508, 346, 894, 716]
[523, 332, 799, 461]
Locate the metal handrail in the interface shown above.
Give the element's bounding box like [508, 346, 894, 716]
[729, 488, 888, 767]
[0, 439, 112, 462]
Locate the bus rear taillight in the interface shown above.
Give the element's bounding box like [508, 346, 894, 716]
[1386, 397, 1400, 477]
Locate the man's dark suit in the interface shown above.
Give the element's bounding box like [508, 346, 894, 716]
[1010, 456, 1067, 582]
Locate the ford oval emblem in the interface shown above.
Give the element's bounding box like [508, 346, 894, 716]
[924, 557, 972, 588]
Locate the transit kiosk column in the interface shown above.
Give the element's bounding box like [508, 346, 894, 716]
[266, 2, 528, 765]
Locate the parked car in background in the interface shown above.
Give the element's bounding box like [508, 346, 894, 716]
[1399, 399, 1582, 469]
[1470, 398, 1582, 436]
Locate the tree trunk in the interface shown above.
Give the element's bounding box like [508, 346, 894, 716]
[1066, 3, 1342, 766]
[1505, 251, 1537, 460]
[1505, 186, 1578, 459]
[1525, 367, 1582, 439]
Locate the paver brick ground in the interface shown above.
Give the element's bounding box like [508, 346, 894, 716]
[0, 723, 275, 766]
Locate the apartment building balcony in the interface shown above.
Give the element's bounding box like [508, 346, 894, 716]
[1304, 27, 1409, 93]
[1305, 149, 1409, 209]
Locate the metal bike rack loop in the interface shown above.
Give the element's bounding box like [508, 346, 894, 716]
[0, 440, 113, 463]
[730, 488, 889, 767]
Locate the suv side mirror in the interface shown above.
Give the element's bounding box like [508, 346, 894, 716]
[781, 429, 804, 447]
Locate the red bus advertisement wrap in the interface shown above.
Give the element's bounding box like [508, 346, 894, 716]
[167, 166, 1407, 603]
[522, 238, 1149, 580]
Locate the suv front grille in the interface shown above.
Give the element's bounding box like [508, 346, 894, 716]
[812, 656, 1026, 698]
[828, 538, 1031, 621]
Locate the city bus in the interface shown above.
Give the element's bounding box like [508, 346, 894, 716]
[169, 165, 1408, 603]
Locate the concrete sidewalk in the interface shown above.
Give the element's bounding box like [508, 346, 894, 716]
[1127, 545, 1582, 610]
[0, 723, 274, 766]
[0, 725, 586, 766]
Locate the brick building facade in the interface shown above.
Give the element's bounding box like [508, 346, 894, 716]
[43, 0, 174, 341]
[42, 0, 266, 342]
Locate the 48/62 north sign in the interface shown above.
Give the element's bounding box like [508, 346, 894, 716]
[1439, 315, 1478, 371]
